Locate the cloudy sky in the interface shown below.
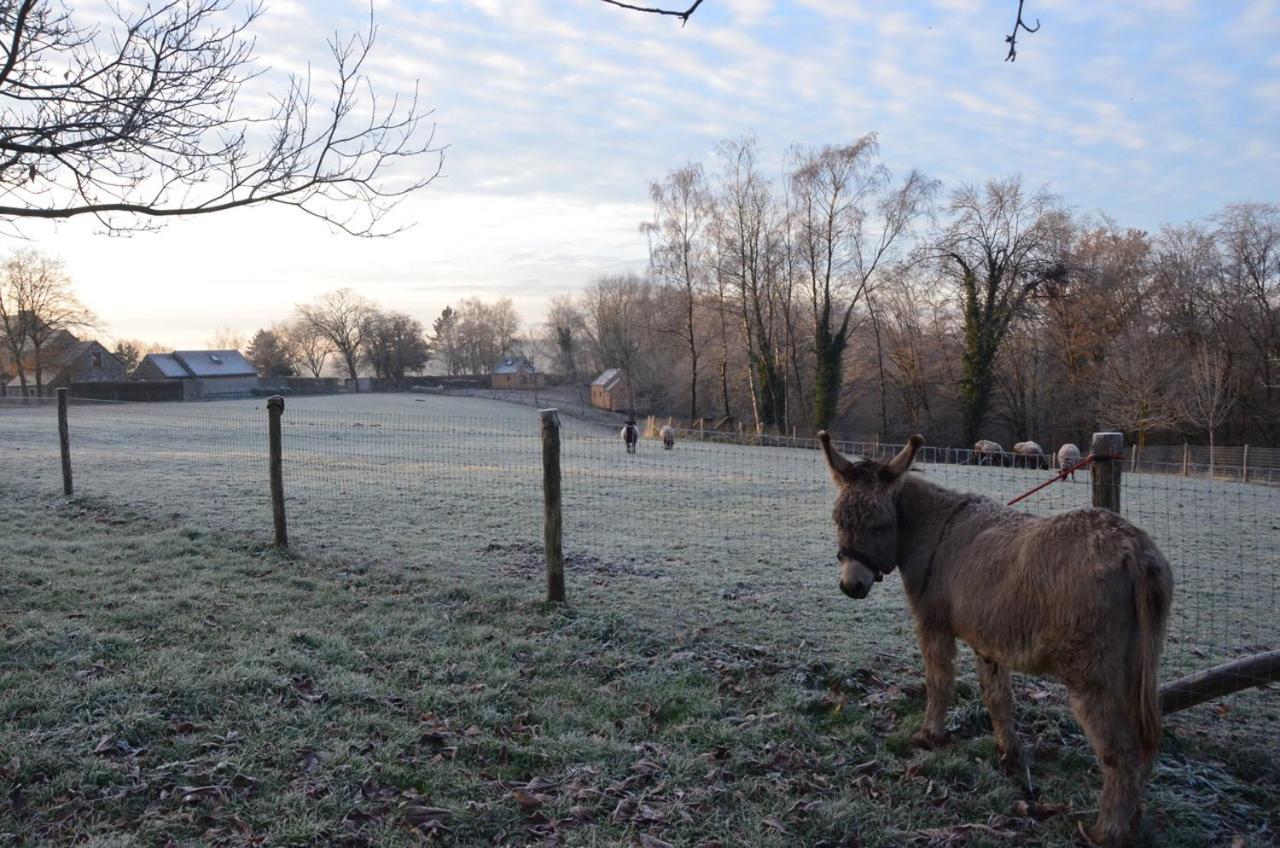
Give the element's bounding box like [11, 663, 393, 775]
[17, 0, 1280, 349]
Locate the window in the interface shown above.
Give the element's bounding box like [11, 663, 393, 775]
[91, 351, 103, 367]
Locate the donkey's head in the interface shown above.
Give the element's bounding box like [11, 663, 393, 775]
[817, 432, 924, 599]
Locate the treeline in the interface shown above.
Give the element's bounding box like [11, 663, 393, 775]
[239, 292, 528, 387]
[543, 135, 1277, 448]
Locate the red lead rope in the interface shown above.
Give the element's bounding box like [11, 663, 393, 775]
[1005, 453, 1099, 506]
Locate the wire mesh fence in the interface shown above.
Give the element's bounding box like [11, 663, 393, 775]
[1, 395, 1276, 689]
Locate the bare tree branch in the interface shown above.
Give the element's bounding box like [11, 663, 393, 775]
[0, 1, 444, 236]
[1004, 0, 1040, 62]
[597, 0, 704, 26]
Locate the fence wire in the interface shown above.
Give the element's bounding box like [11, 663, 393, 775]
[1, 397, 1276, 688]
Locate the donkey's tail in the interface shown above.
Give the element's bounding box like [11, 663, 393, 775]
[1130, 547, 1173, 761]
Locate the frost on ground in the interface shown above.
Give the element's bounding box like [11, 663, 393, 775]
[2, 393, 1275, 677]
[1, 466, 1276, 846]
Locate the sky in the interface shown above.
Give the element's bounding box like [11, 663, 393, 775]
[14, 0, 1280, 349]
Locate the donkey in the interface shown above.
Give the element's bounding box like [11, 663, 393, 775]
[1057, 443, 1083, 479]
[660, 425, 675, 450]
[817, 432, 1172, 848]
[621, 421, 639, 454]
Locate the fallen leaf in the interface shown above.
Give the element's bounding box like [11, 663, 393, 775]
[512, 789, 544, 812]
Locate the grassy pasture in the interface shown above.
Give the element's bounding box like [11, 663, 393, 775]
[1, 394, 1277, 846]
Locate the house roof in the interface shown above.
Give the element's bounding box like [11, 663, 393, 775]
[141, 353, 192, 378]
[493, 355, 535, 375]
[4, 337, 114, 387]
[171, 350, 256, 378]
[591, 368, 624, 390]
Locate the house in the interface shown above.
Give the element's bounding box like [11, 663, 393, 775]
[2, 330, 126, 396]
[491, 355, 544, 390]
[135, 349, 260, 399]
[590, 368, 631, 412]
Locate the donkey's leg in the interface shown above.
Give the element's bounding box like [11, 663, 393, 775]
[976, 658, 1021, 773]
[912, 630, 955, 748]
[1068, 685, 1145, 848]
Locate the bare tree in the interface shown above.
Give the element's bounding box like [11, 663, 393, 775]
[788, 135, 936, 430]
[283, 320, 331, 379]
[544, 294, 588, 383]
[0, 0, 442, 236]
[0, 249, 96, 391]
[207, 326, 246, 351]
[581, 274, 653, 411]
[940, 176, 1067, 443]
[649, 163, 712, 421]
[296, 288, 374, 385]
[453, 297, 523, 377]
[1179, 342, 1236, 477]
[715, 136, 787, 430]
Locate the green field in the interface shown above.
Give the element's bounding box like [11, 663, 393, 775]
[1, 394, 1277, 845]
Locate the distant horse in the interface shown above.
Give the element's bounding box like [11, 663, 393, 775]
[660, 425, 675, 450]
[1057, 443, 1083, 479]
[622, 421, 639, 454]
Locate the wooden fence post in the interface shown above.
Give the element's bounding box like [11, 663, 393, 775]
[1091, 431, 1124, 514]
[1181, 442, 1189, 476]
[1242, 444, 1250, 483]
[267, 395, 288, 548]
[540, 409, 565, 603]
[57, 387, 72, 497]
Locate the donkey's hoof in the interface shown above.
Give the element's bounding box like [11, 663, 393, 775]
[911, 728, 950, 749]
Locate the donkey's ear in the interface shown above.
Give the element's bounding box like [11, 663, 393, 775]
[881, 434, 925, 484]
[817, 431, 855, 486]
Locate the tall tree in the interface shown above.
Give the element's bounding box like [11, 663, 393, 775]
[582, 274, 653, 411]
[544, 295, 588, 383]
[296, 289, 374, 385]
[788, 135, 935, 430]
[715, 136, 787, 429]
[941, 177, 1067, 442]
[649, 163, 712, 421]
[0, 0, 441, 235]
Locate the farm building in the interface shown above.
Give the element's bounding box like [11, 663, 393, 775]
[590, 368, 631, 412]
[2, 330, 126, 396]
[491, 355, 544, 390]
[135, 350, 260, 399]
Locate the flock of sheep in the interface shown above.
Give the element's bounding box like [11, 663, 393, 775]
[625, 425, 1084, 477]
[973, 439, 1083, 475]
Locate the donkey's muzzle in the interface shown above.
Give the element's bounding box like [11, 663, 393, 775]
[839, 559, 877, 599]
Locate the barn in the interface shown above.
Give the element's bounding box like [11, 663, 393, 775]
[491, 356, 544, 390]
[2, 330, 126, 396]
[135, 350, 260, 399]
[590, 368, 631, 412]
